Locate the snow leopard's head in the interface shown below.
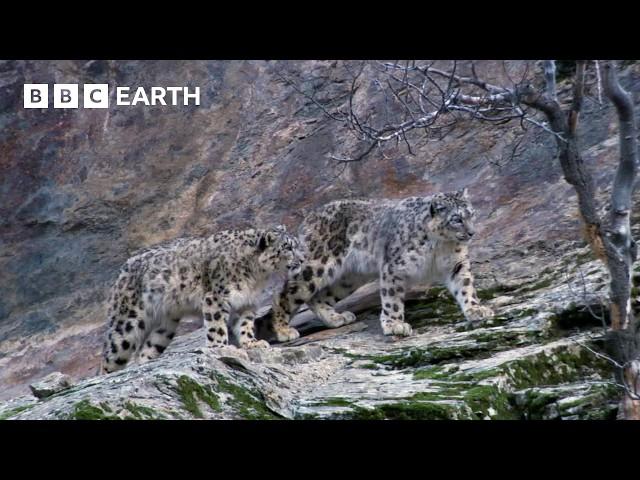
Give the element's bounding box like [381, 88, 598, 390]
[256, 225, 304, 274]
[428, 189, 477, 242]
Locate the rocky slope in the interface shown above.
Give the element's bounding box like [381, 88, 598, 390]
[1, 60, 639, 416]
[0, 246, 622, 420]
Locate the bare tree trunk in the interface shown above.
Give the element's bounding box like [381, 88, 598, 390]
[522, 61, 605, 260]
[601, 61, 640, 419]
[524, 60, 640, 418]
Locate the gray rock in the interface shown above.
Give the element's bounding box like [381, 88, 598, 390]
[29, 372, 74, 399]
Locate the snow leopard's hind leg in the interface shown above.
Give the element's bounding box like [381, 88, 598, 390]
[271, 257, 347, 342]
[101, 296, 147, 374]
[136, 316, 180, 363]
[232, 308, 270, 349]
[306, 273, 366, 328]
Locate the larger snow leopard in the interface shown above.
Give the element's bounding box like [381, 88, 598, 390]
[270, 189, 494, 341]
[101, 226, 303, 373]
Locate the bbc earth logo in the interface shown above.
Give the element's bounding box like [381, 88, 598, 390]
[23, 84, 201, 109]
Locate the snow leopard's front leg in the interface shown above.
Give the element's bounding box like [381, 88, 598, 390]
[271, 260, 331, 342]
[203, 291, 230, 347]
[271, 276, 305, 343]
[379, 263, 413, 337]
[232, 308, 270, 349]
[446, 254, 494, 323]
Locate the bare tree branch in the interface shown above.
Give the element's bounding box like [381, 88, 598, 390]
[274, 70, 346, 123]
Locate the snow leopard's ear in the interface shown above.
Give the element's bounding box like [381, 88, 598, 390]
[430, 200, 447, 217]
[455, 188, 469, 199]
[258, 230, 277, 251]
[258, 225, 287, 251]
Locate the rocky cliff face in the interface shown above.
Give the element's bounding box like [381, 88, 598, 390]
[1, 60, 639, 417]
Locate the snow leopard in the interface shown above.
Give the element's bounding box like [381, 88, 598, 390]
[101, 226, 303, 373]
[269, 189, 494, 341]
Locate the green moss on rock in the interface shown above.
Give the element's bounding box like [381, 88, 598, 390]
[0, 404, 35, 420]
[515, 383, 619, 420]
[520, 277, 554, 293]
[212, 373, 279, 420]
[341, 402, 458, 420]
[123, 401, 165, 420]
[67, 400, 121, 420]
[352, 338, 522, 372]
[359, 363, 380, 370]
[414, 365, 457, 380]
[310, 338, 617, 421]
[464, 385, 518, 420]
[450, 342, 613, 391]
[469, 330, 540, 349]
[404, 287, 464, 327]
[175, 375, 221, 418]
[503, 346, 612, 389]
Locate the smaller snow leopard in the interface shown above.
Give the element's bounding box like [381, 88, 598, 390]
[101, 226, 303, 374]
[270, 189, 494, 341]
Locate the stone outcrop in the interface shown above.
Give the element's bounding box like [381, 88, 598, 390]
[28, 372, 74, 399]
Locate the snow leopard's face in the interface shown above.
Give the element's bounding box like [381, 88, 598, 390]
[429, 189, 477, 242]
[257, 226, 304, 274]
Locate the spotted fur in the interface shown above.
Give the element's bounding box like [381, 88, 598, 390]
[270, 189, 494, 340]
[101, 226, 303, 373]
